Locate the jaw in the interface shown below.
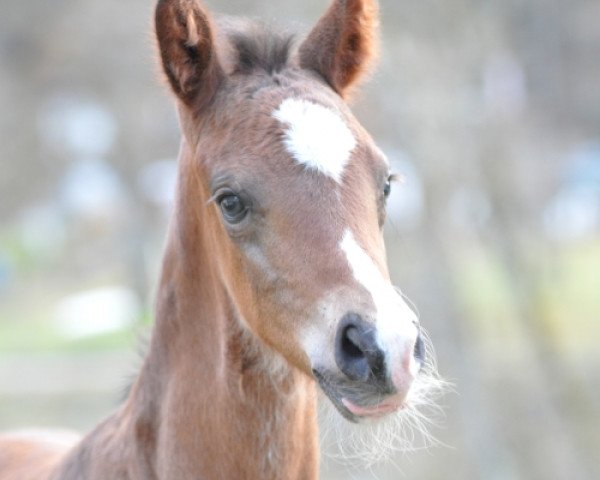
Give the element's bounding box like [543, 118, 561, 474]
[314, 366, 445, 468]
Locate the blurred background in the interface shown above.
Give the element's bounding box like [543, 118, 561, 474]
[1, 0, 599, 478]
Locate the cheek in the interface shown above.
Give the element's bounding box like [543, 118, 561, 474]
[230, 245, 317, 372]
[241, 244, 280, 292]
[242, 241, 314, 312]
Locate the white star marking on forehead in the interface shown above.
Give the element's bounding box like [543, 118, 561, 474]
[272, 98, 357, 183]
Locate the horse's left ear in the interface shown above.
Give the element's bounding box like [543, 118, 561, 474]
[155, 0, 224, 109]
[298, 0, 379, 98]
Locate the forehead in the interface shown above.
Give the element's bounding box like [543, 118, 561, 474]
[207, 78, 389, 191]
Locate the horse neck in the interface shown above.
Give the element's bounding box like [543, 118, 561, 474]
[55, 142, 319, 480]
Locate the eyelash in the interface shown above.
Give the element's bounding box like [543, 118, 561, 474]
[384, 173, 398, 199]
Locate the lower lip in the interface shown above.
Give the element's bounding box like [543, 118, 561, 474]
[342, 398, 404, 418]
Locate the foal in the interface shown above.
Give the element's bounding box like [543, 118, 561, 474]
[0, 0, 439, 478]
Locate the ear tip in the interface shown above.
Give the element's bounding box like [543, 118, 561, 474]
[154, 0, 175, 33]
[155, 0, 208, 19]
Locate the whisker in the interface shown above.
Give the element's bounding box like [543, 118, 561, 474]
[318, 328, 451, 467]
[392, 285, 421, 322]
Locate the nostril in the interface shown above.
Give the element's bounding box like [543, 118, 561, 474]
[342, 326, 364, 359]
[335, 314, 386, 383]
[336, 322, 370, 381]
[414, 334, 425, 365]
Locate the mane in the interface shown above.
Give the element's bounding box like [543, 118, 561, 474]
[218, 18, 296, 75]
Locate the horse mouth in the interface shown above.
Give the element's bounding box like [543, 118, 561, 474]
[341, 397, 405, 417]
[312, 369, 405, 422]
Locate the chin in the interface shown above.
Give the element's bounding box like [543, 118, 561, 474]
[315, 357, 447, 467]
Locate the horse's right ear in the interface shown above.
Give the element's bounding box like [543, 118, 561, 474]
[155, 0, 224, 108]
[298, 0, 379, 98]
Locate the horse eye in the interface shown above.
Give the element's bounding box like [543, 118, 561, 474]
[383, 177, 392, 199]
[218, 194, 248, 223]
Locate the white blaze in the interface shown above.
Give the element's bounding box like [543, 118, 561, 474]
[272, 98, 357, 183]
[340, 229, 419, 376]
